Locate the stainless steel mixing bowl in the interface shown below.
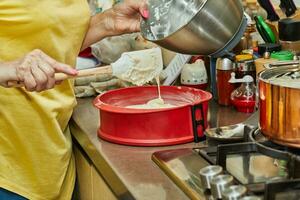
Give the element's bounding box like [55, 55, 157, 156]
[141, 0, 244, 55]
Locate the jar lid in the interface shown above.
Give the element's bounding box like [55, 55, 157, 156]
[259, 64, 300, 89]
[271, 50, 294, 61]
[258, 43, 282, 56]
[235, 54, 253, 61]
[279, 18, 300, 41]
[216, 58, 234, 70]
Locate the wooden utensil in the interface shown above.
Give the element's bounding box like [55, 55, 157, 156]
[8, 48, 163, 87]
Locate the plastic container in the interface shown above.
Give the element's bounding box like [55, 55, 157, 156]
[181, 59, 208, 90]
[231, 98, 256, 113]
[229, 73, 256, 113]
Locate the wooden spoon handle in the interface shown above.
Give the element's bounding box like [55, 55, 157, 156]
[7, 65, 112, 87]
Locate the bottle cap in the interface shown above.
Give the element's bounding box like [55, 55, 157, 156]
[235, 54, 253, 61]
[271, 51, 294, 61]
[216, 57, 234, 70]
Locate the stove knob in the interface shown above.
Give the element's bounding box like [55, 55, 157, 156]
[210, 174, 234, 199]
[221, 185, 247, 200]
[199, 165, 223, 189]
[240, 196, 261, 200]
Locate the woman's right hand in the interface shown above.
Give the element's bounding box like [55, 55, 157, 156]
[0, 49, 78, 92]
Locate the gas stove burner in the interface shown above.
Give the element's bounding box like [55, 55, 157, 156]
[199, 127, 300, 179]
[211, 128, 300, 199]
[153, 125, 300, 200]
[248, 128, 300, 158]
[152, 126, 300, 200]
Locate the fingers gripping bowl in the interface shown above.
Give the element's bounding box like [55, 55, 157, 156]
[93, 86, 212, 146]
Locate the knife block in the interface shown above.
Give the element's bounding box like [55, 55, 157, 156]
[291, 10, 300, 20]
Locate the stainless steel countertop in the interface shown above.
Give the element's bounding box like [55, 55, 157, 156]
[71, 97, 251, 200]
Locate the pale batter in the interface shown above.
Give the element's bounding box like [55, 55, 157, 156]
[156, 76, 162, 100]
[126, 98, 175, 109]
[126, 76, 175, 109]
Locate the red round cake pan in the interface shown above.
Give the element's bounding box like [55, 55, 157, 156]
[93, 86, 212, 146]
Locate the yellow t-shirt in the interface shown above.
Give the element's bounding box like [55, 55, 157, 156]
[0, 1, 90, 199]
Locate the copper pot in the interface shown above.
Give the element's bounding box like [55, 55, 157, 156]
[259, 62, 300, 148]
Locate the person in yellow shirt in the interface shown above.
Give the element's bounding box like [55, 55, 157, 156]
[0, 0, 148, 199]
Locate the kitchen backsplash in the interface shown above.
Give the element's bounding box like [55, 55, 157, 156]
[272, 0, 300, 5]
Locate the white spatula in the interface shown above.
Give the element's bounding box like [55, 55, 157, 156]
[9, 48, 163, 87]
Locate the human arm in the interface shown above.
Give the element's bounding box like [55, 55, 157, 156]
[0, 49, 78, 92]
[81, 0, 149, 50]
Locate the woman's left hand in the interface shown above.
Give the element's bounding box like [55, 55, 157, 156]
[104, 0, 149, 35]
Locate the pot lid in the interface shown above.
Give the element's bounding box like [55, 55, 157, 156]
[260, 64, 300, 89]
